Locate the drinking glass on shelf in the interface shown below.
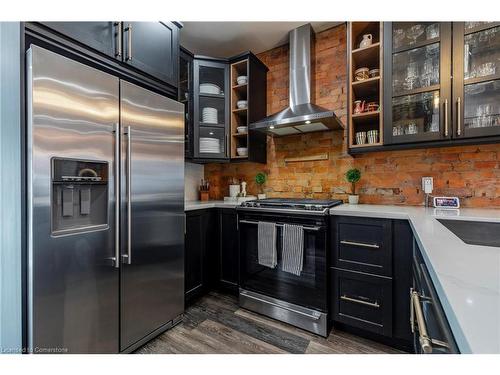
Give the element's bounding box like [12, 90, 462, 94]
[407, 24, 424, 45]
[393, 28, 406, 48]
[406, 122, 418, 135]
[403, 62, 419, 90]
[477, 62, 496, 78]
[426, 24, 439, 40]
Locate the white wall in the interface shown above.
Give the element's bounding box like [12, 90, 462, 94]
[185, 162, 204, 201]
[0, 22, 22, 353]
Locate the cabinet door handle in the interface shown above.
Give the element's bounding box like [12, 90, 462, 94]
[125, 23, 132, 61]
[114, 22, 122, 57]
[457, 97, 462, 136]
[340, 240, 380, 249]
[444, 99, 449, 137]
[341, 295, 380, 308]
[411, 290, 433, 353]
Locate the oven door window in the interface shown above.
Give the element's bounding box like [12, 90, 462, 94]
[239, 219, 327, 311]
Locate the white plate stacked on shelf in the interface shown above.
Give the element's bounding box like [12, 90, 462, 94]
[199, 137, 221, 153]
[202, 107, 218, 124]
[199, 83, 221, 95]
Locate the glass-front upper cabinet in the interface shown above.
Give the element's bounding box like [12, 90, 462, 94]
[193, 59, 230, 160]
[179, 49, 193, 159]
[384, 22, 452, 144]
[453, 22, 500, 139]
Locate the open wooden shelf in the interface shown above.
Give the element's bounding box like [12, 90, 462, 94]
[232, 83, 248, 90]
[352, 110, 380, 120]
[230, 59, 249, 159]
[352, 76, 380, 98]
[348, 22, 384, 149]
[232, 108, 247, 113]
[350, 142, 383, 149]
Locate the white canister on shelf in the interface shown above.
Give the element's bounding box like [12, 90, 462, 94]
[229, 184, 240, 198]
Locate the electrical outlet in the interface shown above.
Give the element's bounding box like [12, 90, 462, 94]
[422, 177, 433, 194]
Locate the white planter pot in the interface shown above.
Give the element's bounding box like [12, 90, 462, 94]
[348, 195, 359, 205]
[257, 193, 267, 200]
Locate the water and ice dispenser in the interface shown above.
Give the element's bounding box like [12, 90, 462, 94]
[51, 158, 109, 235]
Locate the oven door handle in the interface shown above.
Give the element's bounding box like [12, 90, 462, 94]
[238, 219, 322, 232]
[241, 291, 322, 320]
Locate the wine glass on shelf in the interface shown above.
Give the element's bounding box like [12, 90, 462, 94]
[406, 24, 424, 45]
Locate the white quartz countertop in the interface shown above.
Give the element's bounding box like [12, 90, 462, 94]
[185, 200, 241, 211]
[330, 204, 500, 353]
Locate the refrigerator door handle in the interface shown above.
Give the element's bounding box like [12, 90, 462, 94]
[111, 123, 120, 268]
[122, 125, 132, 264]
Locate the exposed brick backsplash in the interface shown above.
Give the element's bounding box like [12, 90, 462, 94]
[204, 23, 500, 208]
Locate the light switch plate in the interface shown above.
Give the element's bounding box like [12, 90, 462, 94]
[422, 177, 433, 194]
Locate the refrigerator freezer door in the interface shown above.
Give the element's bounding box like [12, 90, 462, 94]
[27, 45, 120, 353]
[119, 80, 185, 351]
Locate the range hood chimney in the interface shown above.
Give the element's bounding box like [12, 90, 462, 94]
[249, 23, 343, 136]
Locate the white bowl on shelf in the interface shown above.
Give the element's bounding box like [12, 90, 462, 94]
[237, 76, 248, 85]
[237, 126, 248, 134]
[237, 100, 248, 109]
[236, 147, 248, 157]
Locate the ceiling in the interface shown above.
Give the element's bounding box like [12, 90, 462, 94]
[179, 22, 342, 57]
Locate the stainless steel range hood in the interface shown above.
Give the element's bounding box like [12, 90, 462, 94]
[250, 23, 343, 136]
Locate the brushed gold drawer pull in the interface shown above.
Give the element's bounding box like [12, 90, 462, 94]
[340, 295, 380, 308]
[340, 240, 380, 249]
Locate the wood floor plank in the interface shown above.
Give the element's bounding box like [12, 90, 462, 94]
[186, 301, 310, 353]
[195, 320, 287, 354]
[137, 292, 403, 354]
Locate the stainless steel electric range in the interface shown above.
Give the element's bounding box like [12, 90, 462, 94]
[237, 198, 342, 336]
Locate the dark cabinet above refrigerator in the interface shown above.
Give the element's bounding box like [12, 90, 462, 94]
[40, 21, 180, 88]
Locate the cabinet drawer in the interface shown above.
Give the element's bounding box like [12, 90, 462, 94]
[332, 216, 392, 276]
[332, 269, 393, 337]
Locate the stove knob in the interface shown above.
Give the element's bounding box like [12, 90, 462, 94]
[304, 204, 312, 210]
[315, 205, 323, 211]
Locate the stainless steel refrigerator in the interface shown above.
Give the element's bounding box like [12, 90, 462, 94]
[26, 45, 184, 353]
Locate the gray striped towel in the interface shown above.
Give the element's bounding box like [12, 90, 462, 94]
[281, 224, 304, 276]
[257, 221, 277, 268]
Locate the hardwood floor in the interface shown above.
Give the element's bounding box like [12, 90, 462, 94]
[136, 292, 403, 354]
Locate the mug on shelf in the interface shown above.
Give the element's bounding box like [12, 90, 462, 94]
[353, 100, 365, 114]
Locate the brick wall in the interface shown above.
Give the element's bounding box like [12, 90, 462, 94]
[205, 23, 500, 208]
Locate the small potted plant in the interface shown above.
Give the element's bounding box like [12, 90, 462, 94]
[345, 168, 361, 204]
[255, 172, 267, 199]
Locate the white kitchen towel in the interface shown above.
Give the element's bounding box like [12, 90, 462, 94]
[257, 221, 277, 268]
[281, 224, 304, 276]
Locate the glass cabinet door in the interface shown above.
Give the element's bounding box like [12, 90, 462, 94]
[179, 50, 193, 158]
[193, 59, 229, 160]
[384, 22, 452, 144]
[453, 22, 500, 139]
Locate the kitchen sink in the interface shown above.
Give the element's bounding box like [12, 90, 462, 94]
[437, 219, 500, 247]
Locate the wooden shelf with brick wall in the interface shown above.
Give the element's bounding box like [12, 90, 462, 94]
[229, 52, 268, 163]
[348, 22, 384, 149]
[230, 59, 249, 159]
